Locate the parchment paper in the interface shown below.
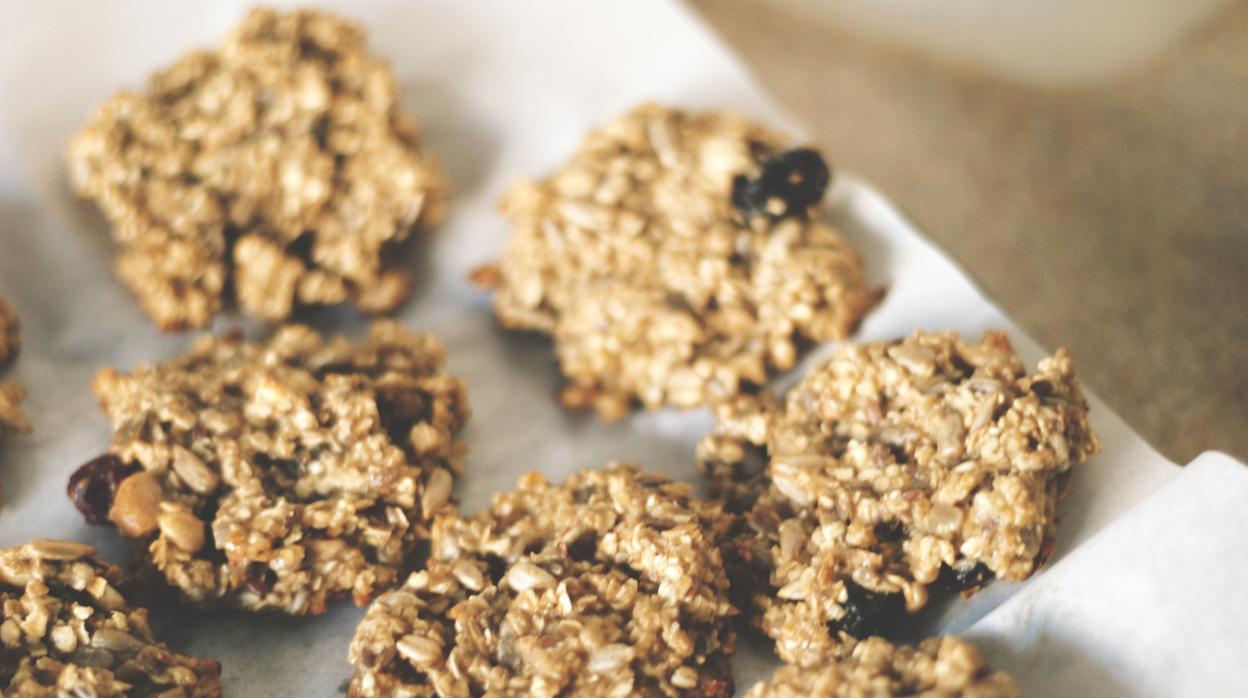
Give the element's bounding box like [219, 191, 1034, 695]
[0, 1, 1243, 695]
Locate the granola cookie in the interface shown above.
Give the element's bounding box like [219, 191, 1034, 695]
[474, 103, 878, 419]
[0, 539, 221, 697]
[0, 297, 28, 435]
[348, 463, 737, 697]
[744, 636, 1017, 697]
[67, 7, 449, 330]
[66, 321, 469, 615]
[698, 331, 1101, 666]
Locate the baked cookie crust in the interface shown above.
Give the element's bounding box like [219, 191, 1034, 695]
[698, 331, 1100, 666]
[0, 539, 221, 697]
[475, 103, 878, 419]
[67, 321, 469, 615]
[743, 635, 1017, 698]
[67, 8, 448, 330]
[349, 463, 737, 698]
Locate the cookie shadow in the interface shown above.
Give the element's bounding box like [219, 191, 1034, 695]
[971, 630, 1133, 697]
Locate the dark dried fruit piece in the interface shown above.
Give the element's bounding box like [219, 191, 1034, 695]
[829, 580, 906, 639]
[936, 562, 996, 594]
[732, 148, 832, 219]
[67, 454, 139, 525]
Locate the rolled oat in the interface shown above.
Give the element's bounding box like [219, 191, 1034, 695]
[0, 539, 221, 696]
[698, 330, 1100, 666]
[67, 321, 469, 615]
[348, 463, 737, 697]
[66, 7, 449, 330]
[475, 103, 879, 419]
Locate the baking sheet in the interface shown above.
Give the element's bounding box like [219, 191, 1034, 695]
[0, 1, 1242, 695]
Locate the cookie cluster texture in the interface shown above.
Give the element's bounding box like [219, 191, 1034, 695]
[698, 330, 1101, 666]
[744, 635, 1017, 698]
[0, 297, 28, 436]
[0, 539, 222, 697]
[66, 7, 449, 330]
[476, 103, 878, 419]
[67, 321, 469, 615]
[348, 463, 738, 698]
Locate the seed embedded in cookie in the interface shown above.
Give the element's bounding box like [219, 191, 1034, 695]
[474, 102, 880, 420]
[67, 321, 469, 615]
[66, 7, 449, 331]
[743, 635, 1017, 697]
[348, 463, 737, 698]
[698, 330, 1101, 666]
[0, 539, 222, 697]
[0, 297, 28, 437]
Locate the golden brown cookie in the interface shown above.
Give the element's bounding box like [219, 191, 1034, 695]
[67, 322, 469, 614]
[475, 103, 878, 419]
[67, 8, 448, 330]
[0, 539, 222, 697]
[699, 331, 1100, 666]
[348, 463, 737, 697]
[743, 636, 1017, 698]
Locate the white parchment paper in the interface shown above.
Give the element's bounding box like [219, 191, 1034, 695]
[0, 1, 1243, 695]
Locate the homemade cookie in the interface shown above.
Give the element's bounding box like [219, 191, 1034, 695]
[67, 321, 469, 614]
[0, 539, 221, 697]
[744, 636, 1017, 697]
[67, 7, 448, 330]
[348, 463, 737, 697]
[474, 103, 878, 419]
[0, 297, 28, 435]
[698, 331, 1101, 666]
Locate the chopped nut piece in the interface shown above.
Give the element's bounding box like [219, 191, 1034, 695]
[481, 103, 879, 418]
[69, 321, 469, 614]
[349, 463, 737, 697]
[744, 636, 1018, 697]
[0, 540, 221, 696]
[699, 331, 1101, 666]
[66, 7, 449, 330]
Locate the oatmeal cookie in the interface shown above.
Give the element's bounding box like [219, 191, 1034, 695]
[66, 7, 449, 330]
[0, 539, 221, 697]
[744, 635, 1017, 698]
[698, 331, 1101, 666]
[0, 297, 28, 435]
[66, 321, 469, 615]
[473, 103, 879, 419]
[348, 463, 737, 697]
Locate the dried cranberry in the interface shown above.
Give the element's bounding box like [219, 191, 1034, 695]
[67, 454, 140, 525]
[829, 579, 906, 639]
[732, 148, 831, 219]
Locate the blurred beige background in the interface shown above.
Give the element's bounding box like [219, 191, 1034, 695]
[693, 0, 1248, 465]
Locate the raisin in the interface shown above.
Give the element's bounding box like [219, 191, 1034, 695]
[936, 561, 995, 593]
[731, 148, 831, 219]
[67, 454, 140, 525]
[562, 530, 598, 561]
[829, 579, 906, 639]
[873, 520, 907, 544]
